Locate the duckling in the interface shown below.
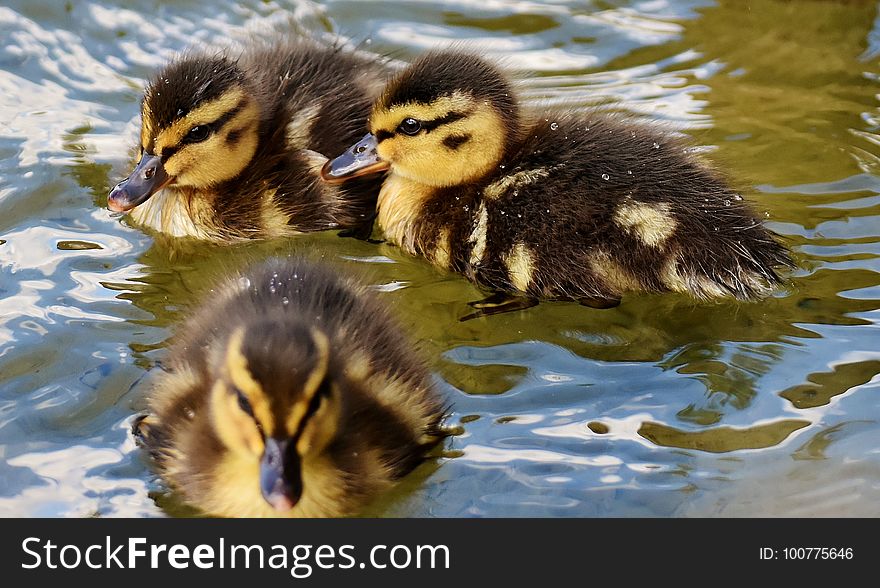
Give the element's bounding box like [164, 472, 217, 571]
[108, 38, 388, 242]
[322, 51, 793, 315]
[133, 257, 447, 517]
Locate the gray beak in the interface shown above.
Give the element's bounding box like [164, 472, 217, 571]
[320, 133, 390, 184]
[259, 437, 302, 511]
[107, 153, 170, 212]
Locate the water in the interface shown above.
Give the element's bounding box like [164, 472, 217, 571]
[1, 0, 879, 517]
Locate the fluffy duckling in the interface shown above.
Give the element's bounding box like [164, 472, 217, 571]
[322, 51, 792, 313]
[108, 38, 388, 242]
[133, 257, 446, 517]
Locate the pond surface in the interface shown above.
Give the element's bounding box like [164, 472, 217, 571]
[1, 0, 879, 517]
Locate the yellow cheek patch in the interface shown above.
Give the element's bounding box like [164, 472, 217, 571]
[505, 242, 535, 292]
[614, 201, 677, 248]
[162, 124, 258, 187]
[225, 329, 275, 434]
[374, 102, 506, 187]
[284, 329, 330, 437]
[376, 139, 400, 165]
[203, 453, 267, 517]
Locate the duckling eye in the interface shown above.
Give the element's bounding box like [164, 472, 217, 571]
[397, 118, 422, 136]
[235, 388, 254, 417]
[184, 125, 211, 143]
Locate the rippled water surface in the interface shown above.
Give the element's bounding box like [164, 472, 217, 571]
[1, 0, 879, 517]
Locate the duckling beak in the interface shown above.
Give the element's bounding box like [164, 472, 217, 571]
[259, 437, 303, 511]
[107, 153, 171, 213]
[320, 133, 390, 184]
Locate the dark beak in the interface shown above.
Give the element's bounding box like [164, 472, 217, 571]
[107, 153, 171, 213]
[320, 133, 390, 185]
[259, 437, 302, 511]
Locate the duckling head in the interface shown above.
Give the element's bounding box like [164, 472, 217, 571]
[108, 54, 262, 212]
[322, 51, 520, 187]
[208, 319, 342, 512]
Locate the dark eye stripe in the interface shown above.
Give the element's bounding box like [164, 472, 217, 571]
[233, 387, 254, 416]
[209, 97, 247, 134]
[232, 386, 264, 436]
[420, 110, 467, 133]
[160, 145, 179, 161]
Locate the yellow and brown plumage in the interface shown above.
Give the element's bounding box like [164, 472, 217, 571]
[322, 50, 793, 308]
[108, 38, 388, 242]
[133, 257, 447, 517]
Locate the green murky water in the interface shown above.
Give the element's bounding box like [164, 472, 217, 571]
[1, 0, 879, 517]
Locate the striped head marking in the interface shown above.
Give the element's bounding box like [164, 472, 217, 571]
[209, 323, 342, 511]
[108, 55, 261, 212]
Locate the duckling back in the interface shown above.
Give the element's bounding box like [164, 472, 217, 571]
[135, 257, 446, 517]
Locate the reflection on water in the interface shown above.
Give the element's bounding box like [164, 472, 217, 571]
[1, 0, 879, 517]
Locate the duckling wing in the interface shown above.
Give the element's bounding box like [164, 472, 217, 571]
[470, 114, 790, 300]
[241, 39, 387, 157]
[237, 40, 388, 233]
